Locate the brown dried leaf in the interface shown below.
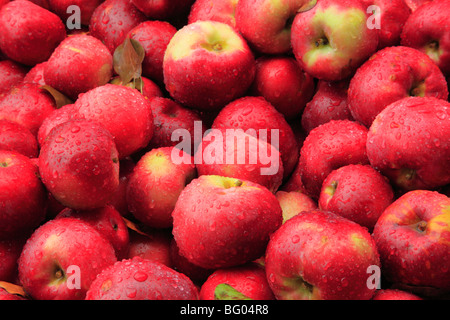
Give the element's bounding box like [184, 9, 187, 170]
[40, 85, 74, 109]
[113, 38, 145, 85]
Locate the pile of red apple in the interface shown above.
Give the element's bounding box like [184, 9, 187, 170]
[0, 0, 448, 301]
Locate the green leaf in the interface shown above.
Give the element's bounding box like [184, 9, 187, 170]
[214, 283, 253, 300]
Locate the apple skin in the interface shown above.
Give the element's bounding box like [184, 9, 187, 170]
[85, 256, 199, 300]
[0, 82, 56, 136]
[199, 263, 275, 300]
[235, 0, 318, 55]
[107, 157, 135, 217]
[169, 238, 214, 284]
[318, 164, 394, 231]
[131, 0, 195, 21]
[44, 34, 114, 100]
[0, 60, 27, 95]
[276, 190, 317, 224]
[249, 56, 315, 119]
[0, 237, 26, 283]
[0, 120, 38, 158]
[189, 0, 239, 29]
[372, 190, 450, 293]
[127, 229, 173, 268]
[265, 210, 380, 300]
[301, 79, 353, 134]
[38, 120, 120, 211]
[291, 0, 379, 81]
[37, 104, 77, 147]
[296, 119, 370, 199]
[127, 21, 177, 85]
[126, 147, 197, 229]
[73, 83, 154, 159]
[362, 0, 411, 50]
[347, 46, 449, 128]
[163, 20, 256, 111]
[196, 128, 284, 193]
[55, 205, 130, 260]
[403, 0, 433, 12]
[172, 175, 282, 269]
[0, 151, 47, 240]
[147, 97, 205, 152]
[48, 0, 103, 26]
[18, 217, 118, 300]
[366, 97, 450, 191]
[89, 0, 147, 54]
[401, 0, 450, 76]
[212, 96, 299, 180]
[0, 287, 26, 300]
[23, 62, 47, 86]
[372, 289, 423, 300]
[0, 0, 66, 66]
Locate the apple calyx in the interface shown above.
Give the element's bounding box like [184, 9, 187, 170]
[409, 81, 426, 97]
[214, 283, 252, 300]
[425, 40, 441, 63]
[51, 264, 66, 286]
[396, 168, 418, 188]
[315, 36, 329, 48]
[413, 220, 428, 233]
[283, 275, 319, 300]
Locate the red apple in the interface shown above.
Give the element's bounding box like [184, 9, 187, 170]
[89, 0, 147, 54]
[37, 103, 77, 147]
[212, 96, 299, 179]
[44, 34, 113, 100]
[0, 82, 56, 136]
[189, 0, 239, 29]
[163, 20, 256, 111]
[85, 256, 199, 300]
[372, 190, 450, 294]
[131, 0, 195, 21]
[318, 164, 394, 230]
[0, 237, 26, 283]
[276, 190, 317, 223]
[127, 21, 177, 85]
[0, 60, 27, 95]
[0, 0, 66, 66]
[55, 205, 130, 260]
[366, 97, 450, 191]
[0, 151, 47, 240]
[169, 238, 214, 284]
[126, 146, 197, 229]
[347, 46, 448, 128]
[147, 97, 205, 152]
[249, 55, 315, 119]
[18, 217, 117, 300]
[127, 229, 173, 268]
[73, 83, 154, 158]
[196, 128, 284, 193]
[265, 210, 381, 300]
[291, 0, 379, 81]
[403, 0, 433, 12]
[199, 263, 275, 300]
[0, 120, 38, 158]
[23, 62, 47, 86]
[296, 119, 370, 199]
[362, 0, 411, 49]
[172, 175, 282, 269]
[108, 157, 135, 217]
[48, 0, 103, 26]
[372, 289, 423, 300]
[401, 0, 450, 76]
[235, 0, 318, 54]
[38, 120, 120, 210]
[301, 79, 352, 134]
